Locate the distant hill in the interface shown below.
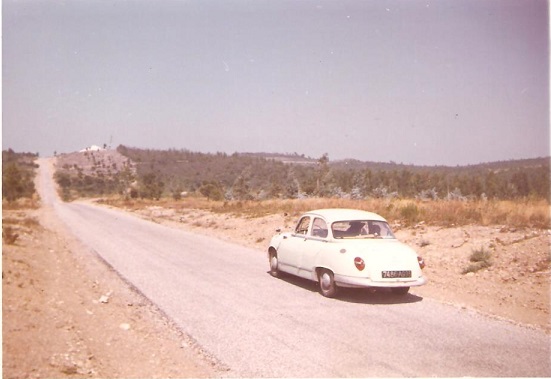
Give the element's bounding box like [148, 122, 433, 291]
[53, 148, 137, 199]
[239, 152, 318, 166]
[243, 152, 550, 173]
[115, 145, 549, 201]
[56, 148, 136, 177]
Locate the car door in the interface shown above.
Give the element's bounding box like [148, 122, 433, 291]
[298, 217, 328, 279]
[277, 216, 311, 275]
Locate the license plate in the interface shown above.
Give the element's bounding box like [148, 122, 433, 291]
[382, 270, 412, 278]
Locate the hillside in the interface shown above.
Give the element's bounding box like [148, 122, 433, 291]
[54, 148, 137, 199]
[45, 145, 550, 202]
[246, 152, 550, 173]
[115, 146, 550, 201]
[56, 149, 136, 177]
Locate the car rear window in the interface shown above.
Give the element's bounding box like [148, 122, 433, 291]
[331, 220, 395, 239]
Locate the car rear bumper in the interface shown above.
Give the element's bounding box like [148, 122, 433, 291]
[334, 274, 427, 288]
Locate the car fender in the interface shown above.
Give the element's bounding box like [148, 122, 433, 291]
[268, 232, 290, 256]
[310, 242, 346, 280]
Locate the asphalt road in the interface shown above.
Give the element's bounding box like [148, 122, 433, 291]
[37, 159, 550, 377]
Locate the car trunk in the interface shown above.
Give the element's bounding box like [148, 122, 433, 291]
[347, 239, 422, 282]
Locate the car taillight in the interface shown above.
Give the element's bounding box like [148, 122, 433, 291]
[354, 257, 365, 271]
[418, 256, 425, 269]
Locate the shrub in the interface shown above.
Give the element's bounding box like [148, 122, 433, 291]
[101, 196, 550, 230]
[469, 247, 492, 263]
[2, 163, 35, 202]
[2, 226, 19, 245]
[139, 173, 164, 200]
[462, 247, 492, 274]
[199, 182, 224, 201]
[419, 239, 430, 247]
[400, 203, 421, 226]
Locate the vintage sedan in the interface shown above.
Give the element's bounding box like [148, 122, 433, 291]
[268, 208, 426, 297]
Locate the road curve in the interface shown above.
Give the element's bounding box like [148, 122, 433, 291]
[37, 158, 550, 377]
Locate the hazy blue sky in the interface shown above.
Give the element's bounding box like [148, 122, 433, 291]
[3, 0, 549, 165]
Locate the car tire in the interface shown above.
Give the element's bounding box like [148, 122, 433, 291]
[269, 251, 279, 278]
[318, 269, 338, 298]
[391, 287, 410, 295]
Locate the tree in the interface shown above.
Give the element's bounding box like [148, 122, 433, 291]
[268, 180, 283, 199]
[3, 163, 29, 201]
[199, 182, 223, 201]
[315, 153, 330, 196]
[139, 173, 164, 200]
[350, 172, 367, 199]
[511, 172, 530, 197]
[117, 166, 136, 199]
[484, 171, 499, 199]
[231, 174, 252, 200]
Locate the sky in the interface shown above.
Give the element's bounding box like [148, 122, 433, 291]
[2, 0, 549, 166]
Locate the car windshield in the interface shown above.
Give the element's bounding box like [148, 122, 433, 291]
[331, 220, 395, 239]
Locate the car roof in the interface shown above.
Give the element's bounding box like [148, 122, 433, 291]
[305, 208, 387, 223]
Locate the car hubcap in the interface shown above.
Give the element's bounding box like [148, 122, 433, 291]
[321, 273, 331, 290]
[270, 256, 277, 271]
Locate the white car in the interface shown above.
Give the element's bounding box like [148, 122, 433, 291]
[268, 208, 426, 297]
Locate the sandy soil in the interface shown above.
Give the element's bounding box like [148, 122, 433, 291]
[3, 198, 549, 377]
[2, 203, 217, 378]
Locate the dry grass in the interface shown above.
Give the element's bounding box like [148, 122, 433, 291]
[2, 213, 42, 245]
[462, 247, 493, 274]
[3, 217, 40, 229]
[98, 196, 550, 229]
[2, 226, 19, 245]
[2, 197, 40, 210]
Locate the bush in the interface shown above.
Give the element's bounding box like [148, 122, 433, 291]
[199, 182, 224, 201]
[400, 203, 421, 225]
[2, 163, 35, 202]
[462, 247, 492, 274]
[2, 226, 19, 245]
[139, 173, 164, 200]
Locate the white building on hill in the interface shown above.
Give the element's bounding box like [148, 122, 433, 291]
[79, 145, 103, 152]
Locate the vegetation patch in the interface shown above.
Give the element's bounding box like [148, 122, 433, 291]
[100, 196, 550, 230]
[2, 226, 19, 245]
[55, 149, 136, 200]
[55, 147, 549, 229]
[117, 146, 550, 202]
[2, 149, 38, 203]
[3, 217, 40, 229]
[399, 203, 421, 226]
[418, 239, 431, 247]
[462, 247, 493, 274]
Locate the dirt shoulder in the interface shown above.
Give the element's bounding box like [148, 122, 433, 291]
[128, 204, 550, 333]
[2, 203, 218, 378]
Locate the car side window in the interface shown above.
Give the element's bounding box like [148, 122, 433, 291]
[311, 217, 328, 238]
[294, 216, 310, 235]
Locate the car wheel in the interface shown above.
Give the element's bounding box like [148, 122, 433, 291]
[269, 251, 279, 277]
[318, 269, 337, 298]
[391, 287, 410, 295]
